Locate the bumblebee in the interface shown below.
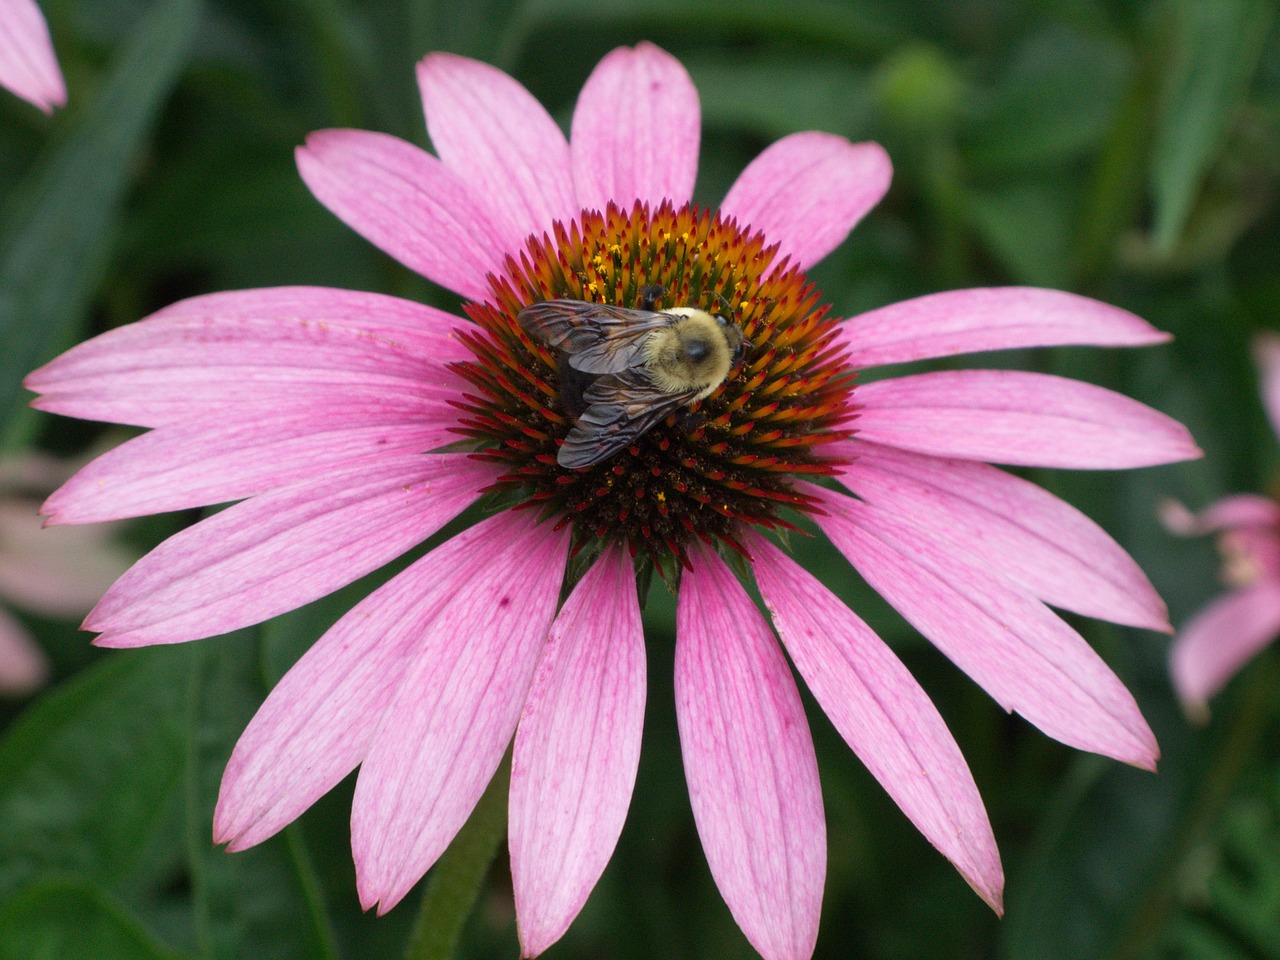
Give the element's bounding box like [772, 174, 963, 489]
[518, 295, 748, 469]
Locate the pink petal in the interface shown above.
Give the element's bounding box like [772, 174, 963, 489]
[808, 484, 1159, 769]
[835, 439, 1171, 631]
[418, 53, 576, 256]
[1254, 333, 1280, 443]
[675, 542, 825, 960]
[87, 454, 496, 647]
[839, 287, 1171, 369]
[749, 534, 1003, 913]
[26, 287, 470, 428]
[42, 414, 454, 524]
[853, 369, 1202, 469]
[215, 511, 563, 851]
[0, 501, 133, 615]
[0, 0, 65, 112]
[352, 514, 570, 912]
[1160, 494, 1280, 536]
[510, 545, 645, 957]
[1170, 582, 1280, 713]
[720, 133, 890, 273]
[143, 284, 474, 340]
[570, 42, 699, 214]
[0, 607, 51, 696]
[296, 130, 508, 301]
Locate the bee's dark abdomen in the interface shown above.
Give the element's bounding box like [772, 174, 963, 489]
[557, 353, 595, 418]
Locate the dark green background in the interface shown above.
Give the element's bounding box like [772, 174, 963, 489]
[1, 0, 1279, 957]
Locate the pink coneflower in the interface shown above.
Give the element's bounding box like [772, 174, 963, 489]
[0, 0, 66, 112]
[26, 43, 1199, 960]
[1163, 333, 1280, 720]
[0, 452, 136, 695]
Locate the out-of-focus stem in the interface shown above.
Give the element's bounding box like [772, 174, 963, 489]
[403, 755, 511, 960]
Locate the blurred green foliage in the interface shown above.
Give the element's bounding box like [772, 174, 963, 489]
[0, 0, 1278, 958]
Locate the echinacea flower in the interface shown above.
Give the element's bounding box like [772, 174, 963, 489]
[26, 43, 1200, 960]
[0, 0, 65, 113]
[1162, 333, 1280, 720]
[0, 452, 136, 695]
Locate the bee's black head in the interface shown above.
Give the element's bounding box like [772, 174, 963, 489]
[685, 339, 711, 363]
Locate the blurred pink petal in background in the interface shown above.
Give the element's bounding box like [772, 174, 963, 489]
[0, 0, 65, 112]
[0, 452, 135, 694]
[1164, 333, 1280, 719]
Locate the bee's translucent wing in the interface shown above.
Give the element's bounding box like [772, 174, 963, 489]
[558, 368, 697, 469]
[518, 300, 670, 374]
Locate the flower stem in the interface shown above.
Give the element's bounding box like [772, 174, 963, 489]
[1111, 654, 1280, 960]
[403, 756, 511, 960]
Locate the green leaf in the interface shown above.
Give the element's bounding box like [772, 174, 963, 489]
[967, 181, 1076, 287]
[1161, 766, 1280, 959]
[0, 878, 184, 960]
[1149, 0, 1275, 251]
[685, 58, 873, 140]
[0, 0, 200, 447]
[961, 28, 1128, 175]
[1000, 647, 1280, 960]
[496, 0, 902, 67]
[0, 648, 190, 901]
[185, 635, 339, 960]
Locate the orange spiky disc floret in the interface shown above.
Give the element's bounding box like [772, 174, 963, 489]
[451, 200, 857, 569]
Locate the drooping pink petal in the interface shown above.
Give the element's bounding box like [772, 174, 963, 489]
[215, 511, 563, 851]
[26, 287, 472, 427]
[675, 542, 825, 960]
[143, 284, 469, 336]
[1160, 494, 1280, 536]
[852, 369, 1202, 469]
[0, 0, 65, 113]
[0, 607, 50, 696]
[510, 545, 645, 958]
[351, 514, 570, 913]
[807, 484, 1159, 769]
[570, 42, 699, 215]
[749, 534, 1003, 913]
[27, 289, 471, 427]
[418, 53, 576, 256]
[296, 130, 507, 301]
[835, 439, 1170, 631]
[1254, 333, 1280, 444]
[0, 502, 134, 615]
[839, 287, 1171, 368]
[720, 133, 890, 273]
[41, 413, 454, 524]
[86, 454, 497, 647]
[1170, 582, 1280, 714]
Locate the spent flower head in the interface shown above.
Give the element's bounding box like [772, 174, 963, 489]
[25, 43, 1201, 960]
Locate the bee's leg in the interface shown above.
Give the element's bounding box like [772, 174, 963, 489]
[676, 408, 707, 433]
[637, 284, 667, 311]
[557, 354, 594, 419]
